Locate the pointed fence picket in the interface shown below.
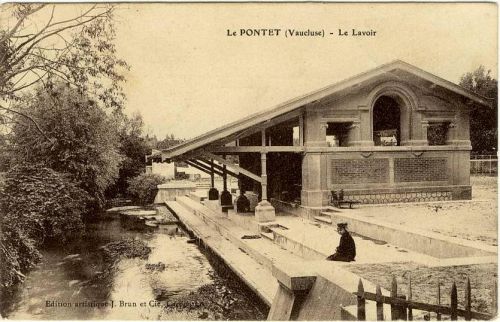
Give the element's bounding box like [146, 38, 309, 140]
[354, 275, 496, 321]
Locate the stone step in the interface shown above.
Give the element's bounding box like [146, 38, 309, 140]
[260, 231, 274, 240]
[174, 196, 305, 271]
[165, 200, 278, 306]
[325, 209, 497, 258]
[314, 215, 332, 224]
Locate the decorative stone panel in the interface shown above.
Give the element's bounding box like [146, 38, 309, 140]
[344, 191, 452, 204]
[394, 158, 448, 182]
[331, 159, 389, 184]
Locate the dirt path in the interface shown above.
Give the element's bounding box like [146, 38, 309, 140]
[354, 175, 498, 246]
[346, 262, 497, 315]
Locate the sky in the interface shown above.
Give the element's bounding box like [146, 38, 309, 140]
[6, 3, 498, 140]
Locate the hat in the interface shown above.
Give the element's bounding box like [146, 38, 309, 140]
[337, 222, 348, 229]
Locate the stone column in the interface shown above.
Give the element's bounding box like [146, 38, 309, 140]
[301, 110, 330, 208]
[448, 111, 471, 146]
[304, 110, 328, 147]
[404, 111, 428, 146]
[255, 131, 275, 222]
[208, 159, 219, 200]
[446, 122, 457, 145]
[420, 120, 430, 146]
[351, 106, 373, 146]
[346, 120, 361, 146]
[301, 152, 329, 208]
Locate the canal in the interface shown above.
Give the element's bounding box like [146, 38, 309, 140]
[1, 207, 268, 320]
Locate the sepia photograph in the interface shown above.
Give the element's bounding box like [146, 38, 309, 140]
[0, 2, 497, 320]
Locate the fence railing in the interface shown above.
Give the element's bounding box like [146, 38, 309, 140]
[354, 276, 497, 320]
[470, 154, 498, 175]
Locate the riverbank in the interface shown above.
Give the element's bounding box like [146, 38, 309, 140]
[2, 206, 267, 320]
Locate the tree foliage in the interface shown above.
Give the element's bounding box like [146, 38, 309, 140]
[10, 82, 122, 211]
[127, 173, 167, 205]
[0, 164, 88, 291]
[459, 66, 498, 153]
[157, 133, 184, 150]
[0, 3, 128, 138]
[106, 112, 153, 198]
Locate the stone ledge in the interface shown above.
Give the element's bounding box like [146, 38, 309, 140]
[272, 261, 316, 292]
[323, 210, 496, 258]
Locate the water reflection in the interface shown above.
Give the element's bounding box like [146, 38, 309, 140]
[4, 211, 265, 320]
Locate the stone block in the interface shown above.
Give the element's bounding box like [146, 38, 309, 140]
[208, 188, 219, 200]
[272, 262, 316, 292]
[255, 200, 276, 222]
[220, 190, 232, 206]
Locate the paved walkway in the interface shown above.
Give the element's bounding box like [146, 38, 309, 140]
[273, 215, 441, 266]
[166, 197, 496, 319]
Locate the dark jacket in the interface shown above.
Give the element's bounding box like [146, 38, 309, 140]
[336, 232, 356, 260]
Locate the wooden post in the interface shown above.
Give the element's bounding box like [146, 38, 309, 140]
[465, 277, 471, 321]
[357, 279, 366, 320]
[436, 280, 441, 321]
[261, 152, 268, 201]
[210, 159, 215, 188]
[408, 275, 413, 321]
[260, 130, 268, 201]
[223, 163, 227, 191]
[451, 282, 458, 320]
[376, 284, 384, 321]
[391, 276, 399, 320]
[399, 295, 408, 321]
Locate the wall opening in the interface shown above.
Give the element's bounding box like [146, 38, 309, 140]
[427, 122, 450, 145]
[373, 96, 401, 146]
[326, 122, 352, 147]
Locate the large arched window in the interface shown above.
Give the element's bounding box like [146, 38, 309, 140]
[373, 96, 401, 146]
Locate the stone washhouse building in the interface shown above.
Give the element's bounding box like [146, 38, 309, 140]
[155, 60, 491, 222]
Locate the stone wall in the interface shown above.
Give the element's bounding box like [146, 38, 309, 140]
[344, 190, 453, 204]
[394, 157, 448, 182]
[331, 158, 389, 184]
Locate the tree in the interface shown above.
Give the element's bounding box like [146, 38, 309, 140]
[459, 66, 498, 153]
[1, 164, 88, 293]
[10, 82, 122, 212]
[0, 3, 128, 139]
[106, 112, 153, 197]
[157, 133, 184, 150]
[127, 173, 167, 205]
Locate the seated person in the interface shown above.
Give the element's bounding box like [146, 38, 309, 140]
[326, 222, 356, 262]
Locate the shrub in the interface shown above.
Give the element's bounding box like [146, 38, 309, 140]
[127, 173, 167, 205]
[0, 164, 89, 292]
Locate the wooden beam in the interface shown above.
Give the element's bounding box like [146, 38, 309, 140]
[206, 145, 305, 153]
[185, 160, 218, 177]
[202, 152, 262, 183]
[195, 159, 239, 179]
[188, 159, 223, 176]
[210, 109, 303, 147]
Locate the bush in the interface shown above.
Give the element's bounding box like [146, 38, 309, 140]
[0, 164, 88, 292]
[127, 173, 167, 205]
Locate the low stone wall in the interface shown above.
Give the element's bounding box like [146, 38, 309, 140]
[270, 198, 328, 220]
[341, 185, 471, 204]
[325, 211, 496, 259]
[154, 181, 197, 203]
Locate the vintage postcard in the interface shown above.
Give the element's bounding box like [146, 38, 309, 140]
[0, 2, 497, 321]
